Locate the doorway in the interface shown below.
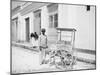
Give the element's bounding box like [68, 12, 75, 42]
[34, 10, 41, 35]
[12, 18, 18, 42]
[25, 17, 30, 42]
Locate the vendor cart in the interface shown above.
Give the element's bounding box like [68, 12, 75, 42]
[48, 28, 77, 70]
[57, 28, 76, 52]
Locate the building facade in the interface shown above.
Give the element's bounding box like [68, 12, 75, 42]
[11, 1, 96, 51]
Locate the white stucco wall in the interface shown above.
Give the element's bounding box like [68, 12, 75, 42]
[40, 5, 58, 42]
[16, 6, 48, 42]
[18, 15, 25, 42]
[21, 12, 34, 42]
[12, 13, 21, 42]
[40, 6, 49, 35]
[58, 4, 95, 50]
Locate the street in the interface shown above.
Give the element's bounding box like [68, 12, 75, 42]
[11, 46, 95, 74]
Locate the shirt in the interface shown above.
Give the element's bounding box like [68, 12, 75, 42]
[39, 34, 47, 48]
[31, 37, 39, 47]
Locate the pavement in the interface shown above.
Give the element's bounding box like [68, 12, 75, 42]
[11, 46, 95, 74]
[12, 41, 96, 65]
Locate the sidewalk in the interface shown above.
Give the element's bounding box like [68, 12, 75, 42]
[74, 51, 95, 64]
[12, 42, 96, 64]
[12, 41, 39, 52]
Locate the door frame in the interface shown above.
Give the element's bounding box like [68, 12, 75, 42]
[34, 9, 41, 35]
[12, 17, 18, 42]
[25, 17, 30, 42]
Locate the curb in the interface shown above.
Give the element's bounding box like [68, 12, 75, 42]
[76, 57, 96, 64]
[12, 43, 39, 52]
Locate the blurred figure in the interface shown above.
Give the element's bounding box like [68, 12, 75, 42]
[39, 28, 48, 65]
[34, 32, 39, 40]
[30, 32, 39, 48]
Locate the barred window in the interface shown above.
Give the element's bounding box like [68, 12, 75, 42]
[49, 13, 58, 28]
[48, 4, 58, 28]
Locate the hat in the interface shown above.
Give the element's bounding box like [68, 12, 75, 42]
[41, 28, 46, 32]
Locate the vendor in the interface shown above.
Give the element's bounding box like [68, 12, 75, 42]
[39, 28, 48, 65]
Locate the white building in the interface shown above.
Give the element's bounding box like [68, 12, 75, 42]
[11, 1, 96, 51]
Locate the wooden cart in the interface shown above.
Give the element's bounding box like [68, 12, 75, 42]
[49, 28, 77, 70]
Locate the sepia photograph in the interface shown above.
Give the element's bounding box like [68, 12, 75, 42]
[11, 0, 96, 74]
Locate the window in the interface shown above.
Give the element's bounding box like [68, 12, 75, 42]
[49, 15, 53, 28]
[48, 4, 58, 28]
[54, 13, 58, 28]
[49, 13, 58, 28]
[12, 17, 18, 42]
